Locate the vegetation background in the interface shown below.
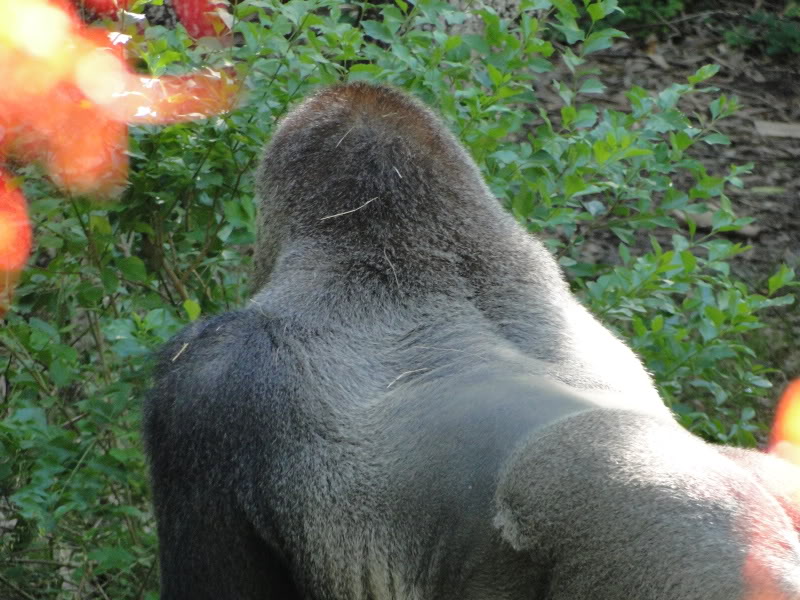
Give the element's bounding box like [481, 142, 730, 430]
[1, 0, 798, 597]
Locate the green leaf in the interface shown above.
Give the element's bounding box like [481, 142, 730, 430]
[361, 21, 393, 44]
[561, 105, 577, 127]
[564, 173, 586, 197]
[768, 265, 795, 295]
[621, 147, 652, 158]
[350, 63, 382, 75]
[578, 78, 604, 94]
[582, 28, 626, 55]
[444, 35, 462, 51]
[680, 250, 697, 273]
[671, 131, 693, 152]
[117, 257, 148, 283]
[554, 80, 575, 105]
[77, 283, 103, 305]
[651, 314, 664, 333]
[101, 268, 119, 293]
[587, 3, 606, 22]
[89, 215, 112, 235]
[709, 96, 724, 120]
[49, 357, 75, 387]
[593, 139, 612, 164]
[551, 18, 584, 44]
[703, 133, 730, 145]
[632, 316, 646, 337]
[89, 547, 135, 574]
[280, 1, 313, 26]
[601, 0, 620, 15]
[528, 56, 554, 72]
[183, 299, 202, 321]
[487, 63, 504, 88]
[688, 64, 720, 84]
[705, 305, 726, 327]
[550, 0, 579, 18]
[496, 86, 523, 100]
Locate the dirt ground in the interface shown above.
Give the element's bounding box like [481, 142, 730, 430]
[553, 10, 800, 382]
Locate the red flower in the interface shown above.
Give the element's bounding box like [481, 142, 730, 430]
[0, 0, 240, 312]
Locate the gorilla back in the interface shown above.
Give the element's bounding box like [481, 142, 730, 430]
[144, 83, 800, 599]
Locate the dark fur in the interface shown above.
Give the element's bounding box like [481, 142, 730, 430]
[144, 83, 800, 599]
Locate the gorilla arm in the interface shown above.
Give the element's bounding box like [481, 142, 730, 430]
[143, 313, 304, 600]
[495, 408, 800, 600]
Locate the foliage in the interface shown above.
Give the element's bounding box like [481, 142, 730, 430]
[1, 0, 796, 598]
[723, 8, 800, 57]
[613, 0, 683, 27]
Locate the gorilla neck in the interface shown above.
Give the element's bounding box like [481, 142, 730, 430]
[266, 236, 476, 302]
[265, 191, 529, 287]
[258, 222, 566, 335]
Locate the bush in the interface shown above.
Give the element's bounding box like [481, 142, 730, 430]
[724, 9, 800, 57]
[1, 0, 796, 597]
[614, 0, 684, 27]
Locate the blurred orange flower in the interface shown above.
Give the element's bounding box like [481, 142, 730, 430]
[0, 0, 239, 313]
[0, 174, 31, 309]
[769, 380, 800, 466]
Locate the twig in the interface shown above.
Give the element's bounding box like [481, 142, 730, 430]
[383, 248, 400, 288]
[336, 126, 355, 147]
[0, 558, 79, 568]
[624, 10, 740, 32]
[320, 197, 378, 221]
[0, 572, 37, 600]
[387, 368, 430, 388]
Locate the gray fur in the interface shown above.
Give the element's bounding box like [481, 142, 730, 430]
[144, 83, 800, 599]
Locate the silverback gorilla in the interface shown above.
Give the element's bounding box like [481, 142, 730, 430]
[144, 83, 800, 599]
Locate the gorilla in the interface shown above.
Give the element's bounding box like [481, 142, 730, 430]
[144, 82, 800, 599]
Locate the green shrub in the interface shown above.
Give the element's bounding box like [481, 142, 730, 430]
[724, 9, 800, 57]
[1, 0, 795, 597]
[614, 0, 684, 26]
